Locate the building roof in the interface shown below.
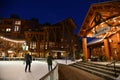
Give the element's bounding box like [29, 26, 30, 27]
[87, 38, 103, 46]
[53, 18, 77, 29]
[78, 1, 120, 38]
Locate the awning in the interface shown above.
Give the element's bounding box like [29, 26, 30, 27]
[87, 38, 103, 46]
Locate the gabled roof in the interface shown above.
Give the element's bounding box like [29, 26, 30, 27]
[78, 1, 120, 37]
[53, 18, 77, 29]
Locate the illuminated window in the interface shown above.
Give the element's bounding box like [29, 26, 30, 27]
[30, 42, 36, 49]
[15, 20, 21, 25]
[14, 26, 19, 32]
[6, 28, 11, 32]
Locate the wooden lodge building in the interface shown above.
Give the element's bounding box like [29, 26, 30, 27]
[0, 16, 78, 59]
[78, 1, 120, 61]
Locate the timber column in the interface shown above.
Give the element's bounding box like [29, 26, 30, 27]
[82, 37, 88, 61]
[104, 39, 110, 61]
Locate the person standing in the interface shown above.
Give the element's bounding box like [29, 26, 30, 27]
[24, 53, 32, 72]
[2, 51, 5, 60]
[47, 52, 53, 71]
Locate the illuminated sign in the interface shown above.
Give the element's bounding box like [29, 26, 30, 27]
[93, 26, 110, 37]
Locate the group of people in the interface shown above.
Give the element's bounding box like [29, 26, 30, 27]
[24, 52, 53, 72]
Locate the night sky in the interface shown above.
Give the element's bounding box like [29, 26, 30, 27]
[0, 0, 107, 34]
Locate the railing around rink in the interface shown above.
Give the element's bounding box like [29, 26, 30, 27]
[0, 57, 24, 60]
[0, 57, 46, 61]
[39, 61, 59, 80]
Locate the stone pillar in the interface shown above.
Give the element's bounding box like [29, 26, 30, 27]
[82, 38, 88, 61]
[104, 39, 110, 61]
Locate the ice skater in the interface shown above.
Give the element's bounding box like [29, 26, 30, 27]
[24, 53, 32, 72]
[47, 52, 53, 71]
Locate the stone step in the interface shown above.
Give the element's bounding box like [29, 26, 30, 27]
[77, 62, 120, 74]
[70, 62, 119, 80]
[82, 61, 120, 69]
[74, 63, 119, 76]
[72, 64, 115, 80]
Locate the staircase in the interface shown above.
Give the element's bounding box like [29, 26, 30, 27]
[70, 61, 120, 80]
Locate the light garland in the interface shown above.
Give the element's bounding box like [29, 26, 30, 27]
[0, 36, 25, 43]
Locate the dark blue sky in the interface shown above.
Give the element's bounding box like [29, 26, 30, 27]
[0, 0, 107, 34]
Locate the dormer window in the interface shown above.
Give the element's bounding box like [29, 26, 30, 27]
[15, 20, 21, 25]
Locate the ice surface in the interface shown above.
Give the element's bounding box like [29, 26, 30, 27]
[0, 61, 48, 80]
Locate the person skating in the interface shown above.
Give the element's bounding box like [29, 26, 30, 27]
[24, 53, 32, 72]
[47, 52, 53, 71]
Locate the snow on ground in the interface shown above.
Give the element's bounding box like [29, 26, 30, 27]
[0, 59, 75, 80]
[0, 61, 49, 80]
[55, 59, 74, 65]
[55, 59, 82, 65]
[1, 59, 120, 80]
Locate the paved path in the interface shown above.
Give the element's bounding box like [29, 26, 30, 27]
[58, 64, 105, 80]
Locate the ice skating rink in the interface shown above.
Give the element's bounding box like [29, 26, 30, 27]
[0, 59, 78, 80]
[0, 61, 49, 80]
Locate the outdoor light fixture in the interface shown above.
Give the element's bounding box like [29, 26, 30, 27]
[8, 50, 14, 53]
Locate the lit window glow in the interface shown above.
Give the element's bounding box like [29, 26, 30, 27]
[15, 20, 21, 25]
[6, 28, 11, 32]
[8, 50, 14, 53]
[14, 26, 19, 32]
[30, 42, 36, 49]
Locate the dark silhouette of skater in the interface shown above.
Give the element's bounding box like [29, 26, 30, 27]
[24, 53, 32, 72]
[47, 52, 53, 71]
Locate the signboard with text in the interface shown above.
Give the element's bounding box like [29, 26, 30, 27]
[93, 26, 110, 37]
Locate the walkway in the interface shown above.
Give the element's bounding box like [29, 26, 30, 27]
[58, 64, 105, 80]
[57, 60, 120, 80]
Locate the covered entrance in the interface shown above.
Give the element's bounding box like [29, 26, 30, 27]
[78, 1, 120, 61]
[51, 49, 66, 59]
